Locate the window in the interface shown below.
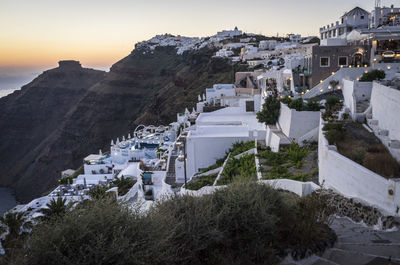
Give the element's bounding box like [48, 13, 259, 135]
[338, 56, 348, 66]
[246, 101, 255, 112]
[361, 15, 365, 20]
[320, 57, 330, 67]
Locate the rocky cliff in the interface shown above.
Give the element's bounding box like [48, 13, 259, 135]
[0, 46, 235, 202]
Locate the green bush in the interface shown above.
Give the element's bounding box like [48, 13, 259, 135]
[359, 70, 385, 82]
[257, 96, 281, 125]
[284, 143, 310, 168]
[228, 141, 254, 156]
[288, 98, 304, 111]
[217, 154, 257, 185]
[110, 176, 136, 196]
[323, 122, 346, 145]
[258, 149, 287, 167]
[324, 129, 345, 145]
[185, 173, 218, 190]
[264, 166, 292, 180]
[306, 100, 324, 111]
[9, 183, 335, 265]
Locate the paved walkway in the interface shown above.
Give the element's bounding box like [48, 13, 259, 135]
[283, 217, 400, 265]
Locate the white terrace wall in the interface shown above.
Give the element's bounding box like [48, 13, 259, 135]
[319, 117, 400, 216]
[278, 103, 320, 142]
[371, 82, 400, 141]
[186, 134, 249, 179]
[342, 79, 372, 119]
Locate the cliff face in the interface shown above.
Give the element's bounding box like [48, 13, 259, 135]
[0, 46, 235, 202]
[0, 62, 106, 201]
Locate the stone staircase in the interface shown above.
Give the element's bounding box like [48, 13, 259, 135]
[283, 217, 400, 265]
[165, 154, 178, 185]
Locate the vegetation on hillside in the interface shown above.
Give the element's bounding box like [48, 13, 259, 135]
[6, 182, 336, 265]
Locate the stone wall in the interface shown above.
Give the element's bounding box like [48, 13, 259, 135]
[316, 189, 399, 230]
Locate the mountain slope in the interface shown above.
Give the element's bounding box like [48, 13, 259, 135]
[0, 46, 236, 202]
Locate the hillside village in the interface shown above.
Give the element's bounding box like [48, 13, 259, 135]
[2, 2, 400, 264]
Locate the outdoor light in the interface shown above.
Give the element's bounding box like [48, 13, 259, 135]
[337, 86, 342, 90]
[320, 89, 323, 92]
[306, 89, 310, 92]
[373, 58, 377, 62]
[331, 72, 335, 75]
[364, 64, 367, 67]
[364, 70, 368, 74]
[349, 65, 352, 68]
[387, 66, 391, 70]
[328, 85, 332, 89]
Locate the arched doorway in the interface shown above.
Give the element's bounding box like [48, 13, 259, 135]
[353, 53, 363, 67]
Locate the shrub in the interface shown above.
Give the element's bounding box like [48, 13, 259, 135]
[324, 129, 346, 145]
[264, 166, 292, 180]
[217, 154, 257, 185]
[110, 176, 136, 196]
[228, 141, 254, 156]
[185, 173, 218, 191]
[258, 149, 287, 167]
[323, 122, 346, 145]
[325, 97, 341, 110]
[9, 183, 335, 265]
[359, 70, 385, 82]
[257, 96, 281, 125]
[284, 143, 310, 167]
[363, 152, 400, 178]
[306, 100, 324, 111]
[329, 80, 339, 89]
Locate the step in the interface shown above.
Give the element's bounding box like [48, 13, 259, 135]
[367, 119, 379, 126]
[335, 243, 400, 259]
[321, 248, 399, 265]
[389, 140, 400, 149]
[377, 129, 389, 137]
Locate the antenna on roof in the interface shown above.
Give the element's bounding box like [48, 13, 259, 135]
[375, 0, 381, 8]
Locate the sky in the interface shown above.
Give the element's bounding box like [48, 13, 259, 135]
[0, 0, 394, 89]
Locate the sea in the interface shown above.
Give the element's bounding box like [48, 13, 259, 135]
[0, 188, 18, 215]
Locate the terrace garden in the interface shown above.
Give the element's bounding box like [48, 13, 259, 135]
[323, 121, 400, 179]
[185, 173, 218, 191]
[200, 141, 255, 173]
[258, 142, 318, 182]
[216, 154, 257, 185]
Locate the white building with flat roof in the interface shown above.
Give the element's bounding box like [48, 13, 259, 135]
[185, 103, 266, 178]
[216, 27, 242, 38]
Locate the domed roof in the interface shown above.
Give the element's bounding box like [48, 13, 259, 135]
[342, 7, 369, 18]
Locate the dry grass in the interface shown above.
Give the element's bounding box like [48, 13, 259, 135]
[336, 123, 400, 179]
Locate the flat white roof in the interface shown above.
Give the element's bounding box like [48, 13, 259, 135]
[84, 154, 104, 161]
[190, 107, 265, 138]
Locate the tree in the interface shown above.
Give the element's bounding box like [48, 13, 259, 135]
[359, 70, 385, 82]
[0, 212, 31, 256]
[38, 197, 69, 221]
[257, 96, 281, 125]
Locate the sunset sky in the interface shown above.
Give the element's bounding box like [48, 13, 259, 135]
[0, 0, 391, 89]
